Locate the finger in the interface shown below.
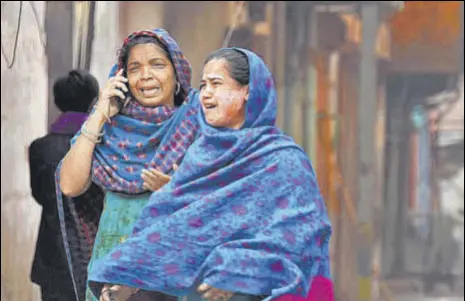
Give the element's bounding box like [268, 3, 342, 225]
[101, 285, 111, 301]
[203, 289, 225, 301]
[141, 170, 162, 185]
[110, 285, 137, 300]
[107, 79, 128, 93]
[213, 292, 232, 301]
[148, 168, 171, 181]
[202, 291, 213, 301]
[107, 77, 127, 90]
[107, 286, 120, 301]
[142, 168, 170, 183]
[108, 89, 126, 100]
[141, 173, 159, 187]
[143, 182, 157, 192]
[197, 283, 211, 293]
[214, 294, 227, 301]
[112, 81, 128, 92]
[111, 75, 129, 83]
[100, 290, 111, 301]
[204, 289, 231, 301]
[102, 284, 111, 291]
[110, 69, 125, 81]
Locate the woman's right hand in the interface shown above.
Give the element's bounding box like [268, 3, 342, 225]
[60, 70, 129, 197]
[95, 69, 129, 118]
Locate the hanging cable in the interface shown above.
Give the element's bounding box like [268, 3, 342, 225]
[28, 0, 46, 48]
[74, 1, 95, 70]
[222, 1, 246, 48]
[1, 1, 23, 69]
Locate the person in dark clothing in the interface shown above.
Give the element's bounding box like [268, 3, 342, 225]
[29, 69, 104, 301]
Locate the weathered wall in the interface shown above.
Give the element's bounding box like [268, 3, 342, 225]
[119, 1, 164, 41]
[164, 1, 230, 87]
[90, 1, 121, 87]
[1, 1, 47, 301]
[119, 1, 230, 88]
[89, 1, 164, 88]
[45, 1, 74, 128]
[389, 1, 462, 73]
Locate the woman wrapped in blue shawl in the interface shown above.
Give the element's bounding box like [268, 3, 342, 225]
[88, 48, 333, 301]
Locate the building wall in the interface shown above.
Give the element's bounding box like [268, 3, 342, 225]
[164, 1, 230, 87]
[119, 1, 164, 41]
[1, 2, 47, 301]
[389, 1, 462, 73]
[117, 1, 230, 88]
[45, 1, 74, 129]
[90, 1, 121, 87]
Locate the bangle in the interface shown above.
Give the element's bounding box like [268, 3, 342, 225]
[81, 130, 101, 144]
[82, 121, 104, 137]
[94, 105, 111, 123]
[81, 122, 103, 144]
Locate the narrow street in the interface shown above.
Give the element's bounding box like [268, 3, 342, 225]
[396, 296, 464, 301]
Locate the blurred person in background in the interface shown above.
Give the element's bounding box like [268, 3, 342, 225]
[28, 69, 102, 301]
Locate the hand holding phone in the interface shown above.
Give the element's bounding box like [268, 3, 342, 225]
[95, 69, 129, 118]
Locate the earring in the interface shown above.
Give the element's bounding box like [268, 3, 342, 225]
[175, 82, 181, 95]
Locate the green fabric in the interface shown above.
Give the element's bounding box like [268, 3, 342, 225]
[85, 191, 150, 301]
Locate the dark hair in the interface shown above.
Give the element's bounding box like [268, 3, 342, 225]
[118, 35, 184, 107]
[204, 48, 249, 86]
[53, 69, 99, 113]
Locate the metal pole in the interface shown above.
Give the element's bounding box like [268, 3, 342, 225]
[283, 3, 295, 135]
[305, 6, 319, 163]
[272, 1, 287, 130]
[357, 3, 380, 301]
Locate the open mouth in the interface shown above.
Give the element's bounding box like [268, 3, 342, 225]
[140, 87, 160, 97]
[203, 103, 217, 110]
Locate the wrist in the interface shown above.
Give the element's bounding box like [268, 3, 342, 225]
[81, 120, 104, 144]
[90, 108, 109, 128]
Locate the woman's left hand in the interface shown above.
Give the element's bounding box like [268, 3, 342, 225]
[141, 168, 171, 191]
[141, 164, 178, 192]
[197, 283, 234, 301]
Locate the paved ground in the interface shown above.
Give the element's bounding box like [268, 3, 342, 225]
[395, 296, 464, 301]
[385, 275, 464, 301]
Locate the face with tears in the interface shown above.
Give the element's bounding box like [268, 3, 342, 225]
[126, 43, 177, 107]
[199, 58, 249, 130]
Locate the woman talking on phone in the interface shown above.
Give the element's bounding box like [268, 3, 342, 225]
[58, 28, 200, 301]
